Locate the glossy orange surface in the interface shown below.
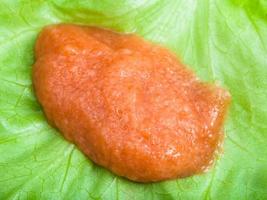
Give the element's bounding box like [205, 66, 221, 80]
[33, 24, 230, 182]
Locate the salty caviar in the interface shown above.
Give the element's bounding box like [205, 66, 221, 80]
[33, 24, 231, 182]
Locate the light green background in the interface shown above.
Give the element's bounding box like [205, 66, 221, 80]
[0, 0, 267, 199]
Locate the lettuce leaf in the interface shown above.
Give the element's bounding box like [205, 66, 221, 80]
[0, 0, 267, 199]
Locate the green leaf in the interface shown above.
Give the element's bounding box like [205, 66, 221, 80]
[0, 0, 267, 199]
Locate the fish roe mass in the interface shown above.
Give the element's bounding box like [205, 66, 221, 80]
[33, 24, 231, 182]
